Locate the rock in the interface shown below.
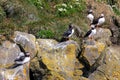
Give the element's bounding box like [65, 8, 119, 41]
[0, 64, 30, 80]
[30, 39, 82, 80]
[0, 41, 20, 67]
[79, 77, 90, 80]
[81, 40, 106, 66]
[109, 22, 119, 44]
[94, 28, 112, 46]
[88, 45, 120, 80]
[109, 16, 120, 45]
[13, 31, 38, 58]
[0, 29, 120, 80]
[78, 38, 107, 78]
[89, 70, 107, 80]
[112, 16, 120, 45]
[0, 41, 30, 80]
[78, 28, 120, 80]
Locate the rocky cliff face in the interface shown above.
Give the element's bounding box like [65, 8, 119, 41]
[89, 45, 120, 80]
[31, 39, 81, 80]
[78, 28, 120, 80]
[0, 29, 120, 80]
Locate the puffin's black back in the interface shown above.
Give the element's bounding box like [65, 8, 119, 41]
[91, 18, 98, 25]
[84, 29, 92, 38]
[15, 56, 25, 61]
[63, 29, 72, 37]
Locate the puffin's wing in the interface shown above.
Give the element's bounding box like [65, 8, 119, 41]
[17, 44, 26, 53]
[84, 29, 92, 38]
[91, 18, 98, 25]
[14, 56, 25, 62]
[63, 30, 71, 37]
[6, 63, 22, 69]
[15, 57, 30, 64]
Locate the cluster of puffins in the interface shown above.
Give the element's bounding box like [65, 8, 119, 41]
[61, 9, 105, 41]
[84, 9, 105, 39]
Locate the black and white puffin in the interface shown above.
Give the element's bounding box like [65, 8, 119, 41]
[7, 44, 30, 69]
[84, 27, 97, 39]
[87, 9, 94, 23]
[90, 13, 105, 28]
[97, 14, 105, 26]
[61, 24, 74, 42]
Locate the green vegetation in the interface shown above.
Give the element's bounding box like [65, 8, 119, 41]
[113, 7, 120, 16]
[37, 30, 54, 39]
[0, 6, 5, 22]
[105, 0, 120, 15]
[29, 0, 43, 9]
[55, 0, 86, 17]
[26, 0, 87, 40]
[0, 22, 15, 35]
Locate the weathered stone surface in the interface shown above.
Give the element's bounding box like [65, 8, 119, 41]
[109, 24, 119, 44]
[13, 31, 38, 58]
[0, 64, 30, 80]
[77, 28, 112, 78]
[94, 28, 112, 45]
[0, 28, 120, 80]
[82, 40, 106, 66]
[30, 39, 82, 80]
[0, 41, 20, 67]
[88, 45, 120, 80]
[0, 40, 30, 80]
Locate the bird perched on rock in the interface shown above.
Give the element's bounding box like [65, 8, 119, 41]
[90, 13, 105, 28]
[60, 24, 74, 42]
[87, 9, 94, 23]
[84, 27, 96, 39]
[97, 14, 105, 26]
[7, 44, 30, 69]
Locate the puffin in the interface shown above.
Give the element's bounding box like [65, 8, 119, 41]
[90, 13, 105, 28]
[84, 27, 96, 39]
[61, 24, 74, 42]
[87, 9, 94, 23]
[7, 44, 30, 69]
[97, 14, 105, 26]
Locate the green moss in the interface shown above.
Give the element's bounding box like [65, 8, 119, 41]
[37, 30, 55, 39]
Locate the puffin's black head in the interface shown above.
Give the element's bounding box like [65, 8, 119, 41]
[25, 52, 30, 57]
[91, 27, 95, 30]
[88, 9, 93, 14]
[69, 24, 74, 29]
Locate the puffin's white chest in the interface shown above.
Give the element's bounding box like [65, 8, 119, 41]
[98, 17, 105, 25]
[68, 29, 74, 37]
[87, 14, 94, 23]
[89, 29, 96, 37]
